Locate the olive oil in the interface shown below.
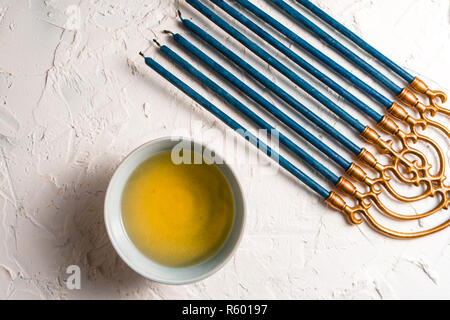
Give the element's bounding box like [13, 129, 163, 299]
[121, 151, 235, 267]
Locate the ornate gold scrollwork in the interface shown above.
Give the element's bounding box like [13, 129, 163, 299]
[397, 88, 450, 138]
[326, 191, 450, 240]
[354, 146, 446, 203]
[409, 78, 448, 116]
[356, 127, 446, 202]
[377, 115, 445, 179]
[343, 166, 449, 220]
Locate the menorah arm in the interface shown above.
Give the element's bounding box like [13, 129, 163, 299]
[326, 192, 450, 240]
[410, 77, 448, 110]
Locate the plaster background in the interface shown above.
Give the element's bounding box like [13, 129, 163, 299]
[0, 0, 449, 299]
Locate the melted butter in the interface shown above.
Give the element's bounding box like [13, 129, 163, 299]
[122, 151, 235, 267]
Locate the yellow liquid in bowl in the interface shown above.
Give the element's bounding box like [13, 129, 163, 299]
[121, 151, 235, 267]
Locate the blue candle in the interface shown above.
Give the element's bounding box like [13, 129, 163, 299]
[185, 0, 368, 134]
[139, 54, 449, 240]
[180, 17, 363, 156]
[158, 43, 341, 185]
[170, 32, 352, 171]
[295, 0, 415, 84]
[210, 0, 384, 123]
[270, 0, 403, 96]
[294, 0, 448, 109]
[140, 52, 331, 198]
[233, 0, 393, 110]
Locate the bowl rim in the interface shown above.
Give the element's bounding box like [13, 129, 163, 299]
[104, 136, 246, 285]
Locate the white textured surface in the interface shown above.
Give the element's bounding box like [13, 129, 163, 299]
[0, 0, 449, 300]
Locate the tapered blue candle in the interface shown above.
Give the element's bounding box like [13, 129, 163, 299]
[140, 53, 331, 198]
[185, 0, 367, 134]
[170, 32, 352, 170]
[210, 0, 384, 122]
[179, 16, 363, 156]
[270, 0, 404, 96]
[295, 0, 415, 83]
[158, 43, 341, 185]
[295, 0, 448, 107]
[234, 0, 393, 110]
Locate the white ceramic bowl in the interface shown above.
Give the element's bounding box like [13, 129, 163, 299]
[104, 137, 246, 285]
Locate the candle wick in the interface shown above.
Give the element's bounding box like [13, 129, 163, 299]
[177, 10, 183, 21]
[139, 52, 145, 58]
[153, 39, 161, 47]
[163, 30, 175, 37]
